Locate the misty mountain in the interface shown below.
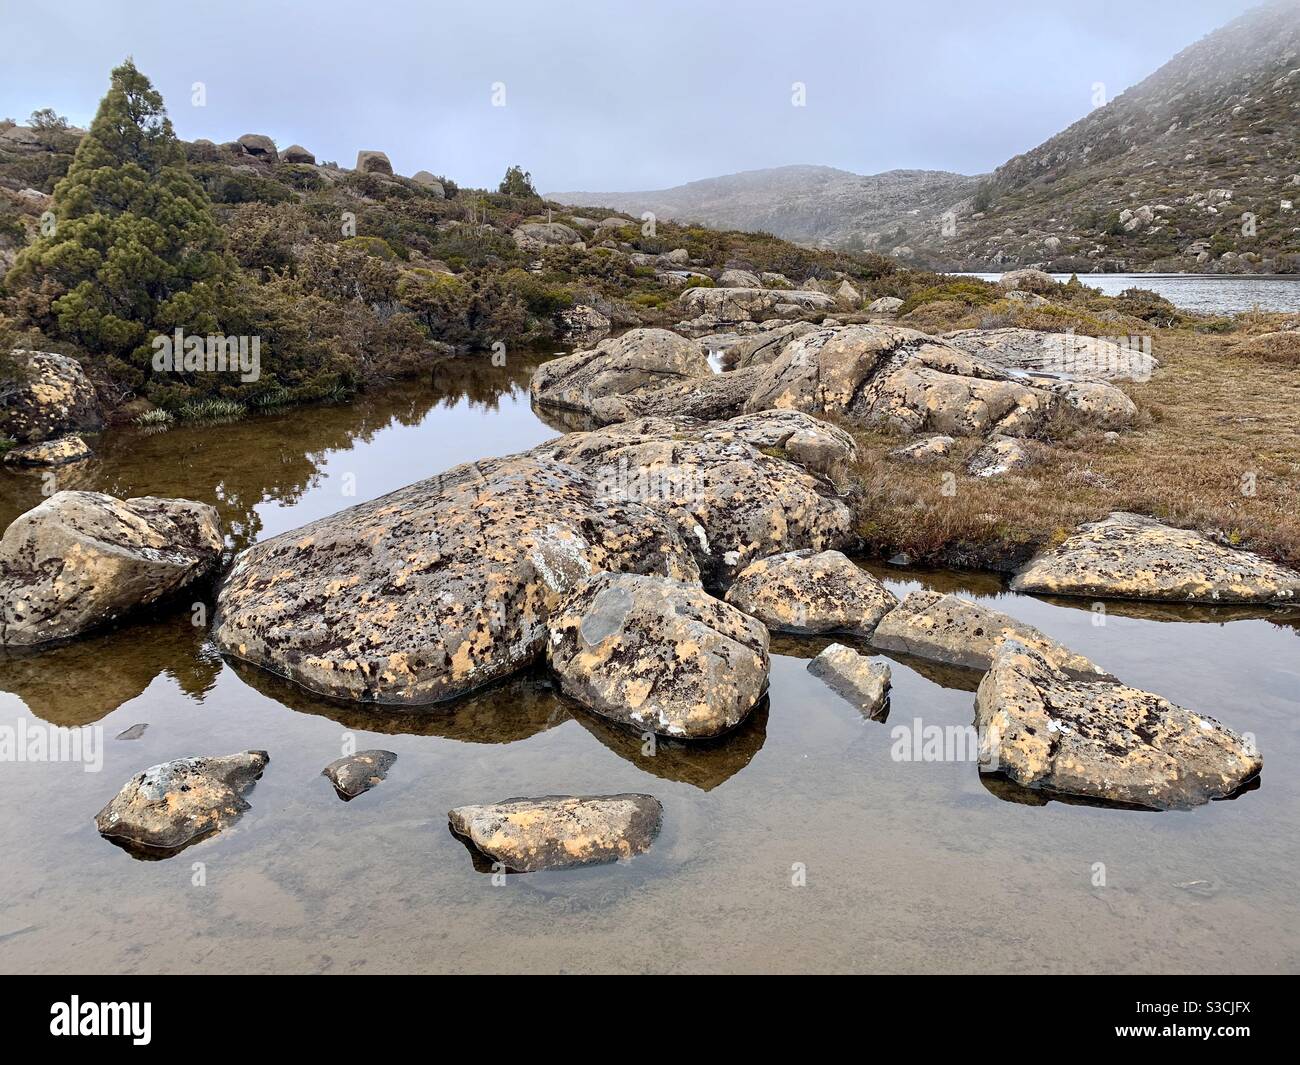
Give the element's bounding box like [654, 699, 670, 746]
[549, 165, 982, 251]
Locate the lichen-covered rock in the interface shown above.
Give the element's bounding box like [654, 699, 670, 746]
[868, 296, 904, 314]
[725, 549, 896, 636]
[2, 434, 92, 467]
[976, 641, 1261, 809]
[449, 794, 662, 872]
[0, 350, 102, 443]
[720, 320, 818, 369]
[997, 269, 1055, 294]
[547, 572, 769, 737]
[871, 590, 1109, 678]
[679, 286, 834, 325]
[718, 268, 762, 288]
[95, 751, 269, 853]
[698, 408, 857, 484]
[558, 303, 611, 340]
[1, 491, 222, 647]
[590, 366, 760, 425]
[889, 434, 954, 464]
[807, 644, 891, 719]
[213, 454, 699, 705]
[942, 328, 1158, 382]
[322, 750, 396, 799]
[1011, 512, 1300, 603]
[966, 436, 1034, 477]
[538, 414, 854, 586]
[511, 221, 581, 251]
[530, 328, 710, 415]
[1046, 379, 1138, 428]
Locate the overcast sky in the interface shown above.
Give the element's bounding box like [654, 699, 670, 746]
[1, 0, 1265, 192]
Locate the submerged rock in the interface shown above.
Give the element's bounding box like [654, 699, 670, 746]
[725, 549, 897, 636]
[95, 751, 269, 853]
[530, 327, 709, 415]
[871, 590, 1109, 678]
[0, 350, 102, 443]
[213, 453, 698, 705]
[0, 491, 222, 647]
[322, 750, 396, 799]
[547, 572, 770, 738]
[115, 723, 148, 740]
[449, 794, 663, 872]
[2, 434, 92, 467]
[1011, 512, 1300, 603]
[976, 641, 1260, 809]
[807, 644, 891, 719]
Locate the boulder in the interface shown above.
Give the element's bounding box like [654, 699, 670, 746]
[889, 434, 954, 464]
[281, 143, 314, 164]
[966, 436, 1034, 477]
[942, 328, 1158, 383]
[664, 248, 690, 264]
[2, 434, 92, 467]
[997, 269, 1055, 294]
[868, 296, 904, 314]
[538, 413, 855, 586]
[871, 590, 1110, 678]
[976, 641, 1261, 809]
[213, 453, 699, 705]
[547, 572, 769, 738]
[355, 150, 393, 175]
[697, 409, 857, 484]
[0, 350, 102, 443]
[725, 549, 896, 636]
[720, 321, 818, 369]
[511, 221, 580, 251]
[679, 287, 834, 325]
[1, 492, 222, 647]
[807, 644, 891, 719]
[590, 366, 762, 425]
[95, 751, 269, 853]
[449, 794, 662, 872]
[835, 279, 862, 307]
[237, 133, 277, 160]
[1047, 379, 1138, 429]
[557, 303, 611, 340]
[322, 750, 396, 799]
[411, 171, 445, 197]
[530, 328, 710, 415]
[1011, 512, 1300, 604]
[718, 268, 762, 288]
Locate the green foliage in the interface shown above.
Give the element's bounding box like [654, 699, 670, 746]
[897, 279, 999, 315]
[29, 108, 70, 131]
[498, 165, 538, 198]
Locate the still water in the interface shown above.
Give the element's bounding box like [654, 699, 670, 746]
[1, 356, 1297, 973]
[966, 272, 1300, 315]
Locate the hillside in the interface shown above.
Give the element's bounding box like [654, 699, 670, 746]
[549, 165, 981, 252]
[933, 0, 1300, 272]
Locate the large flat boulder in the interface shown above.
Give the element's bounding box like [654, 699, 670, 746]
[976, 641, 1261, 809]
[943, 328, 1159, 382]
[530, 328, 710, 415]
[679, 287, 834, 325]
[95, 751, 269, 854]
[1, 491, 222, 647]
[547, 572, 769, 738]
[538, 413, 855, 586]
[213, 454, 699, 705]
[449, 794, 662, 872]
[725, 549, 896, 635]
[871, 590, 1109, 678]
[1011, 512, 1300, 604]
[0, 350, 102, 443]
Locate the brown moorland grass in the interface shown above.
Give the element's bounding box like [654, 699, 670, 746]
[847, 329, 1300, 571]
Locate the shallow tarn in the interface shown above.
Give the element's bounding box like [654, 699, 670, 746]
[1, 356, 1297, 973]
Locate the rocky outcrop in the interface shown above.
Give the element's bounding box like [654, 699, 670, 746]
[322, 750, 396, 799]
[511, 222, 581, 251]
[281, 144, 315, 164]
[868, 296, 904, 314]
[715, 321, 818, 369]
[943, 328, 1159, 382]
[0, 350, 102, 443]
[237, 133, 277, 160]
[547, 572, 769, 738]
[95, 751, 269, 854]
[871, 590, 1110, 678]
[448, 794, 662, 872]
[725, 549, 896, 635]
[1, 492, 222, 647]
[590, 366, 761, 425]
[807, 644, 891, 719]
[355, 150, 393, 175]
[213, 453, 699, 705]
[718, 268, 762, 288]
[1011, 512, 1300, 603]
[538, 412, 855, 586]
[411, 171, 446, 197]
[835, 279, 862, 307]
[997, 269, 1055, 293]
[530, 328, 709, 415]
[3, 434, 92, 467]
[678, 286, 835, 326]
[976, 641, 1261, 809]
[697, 409, 857, 484]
